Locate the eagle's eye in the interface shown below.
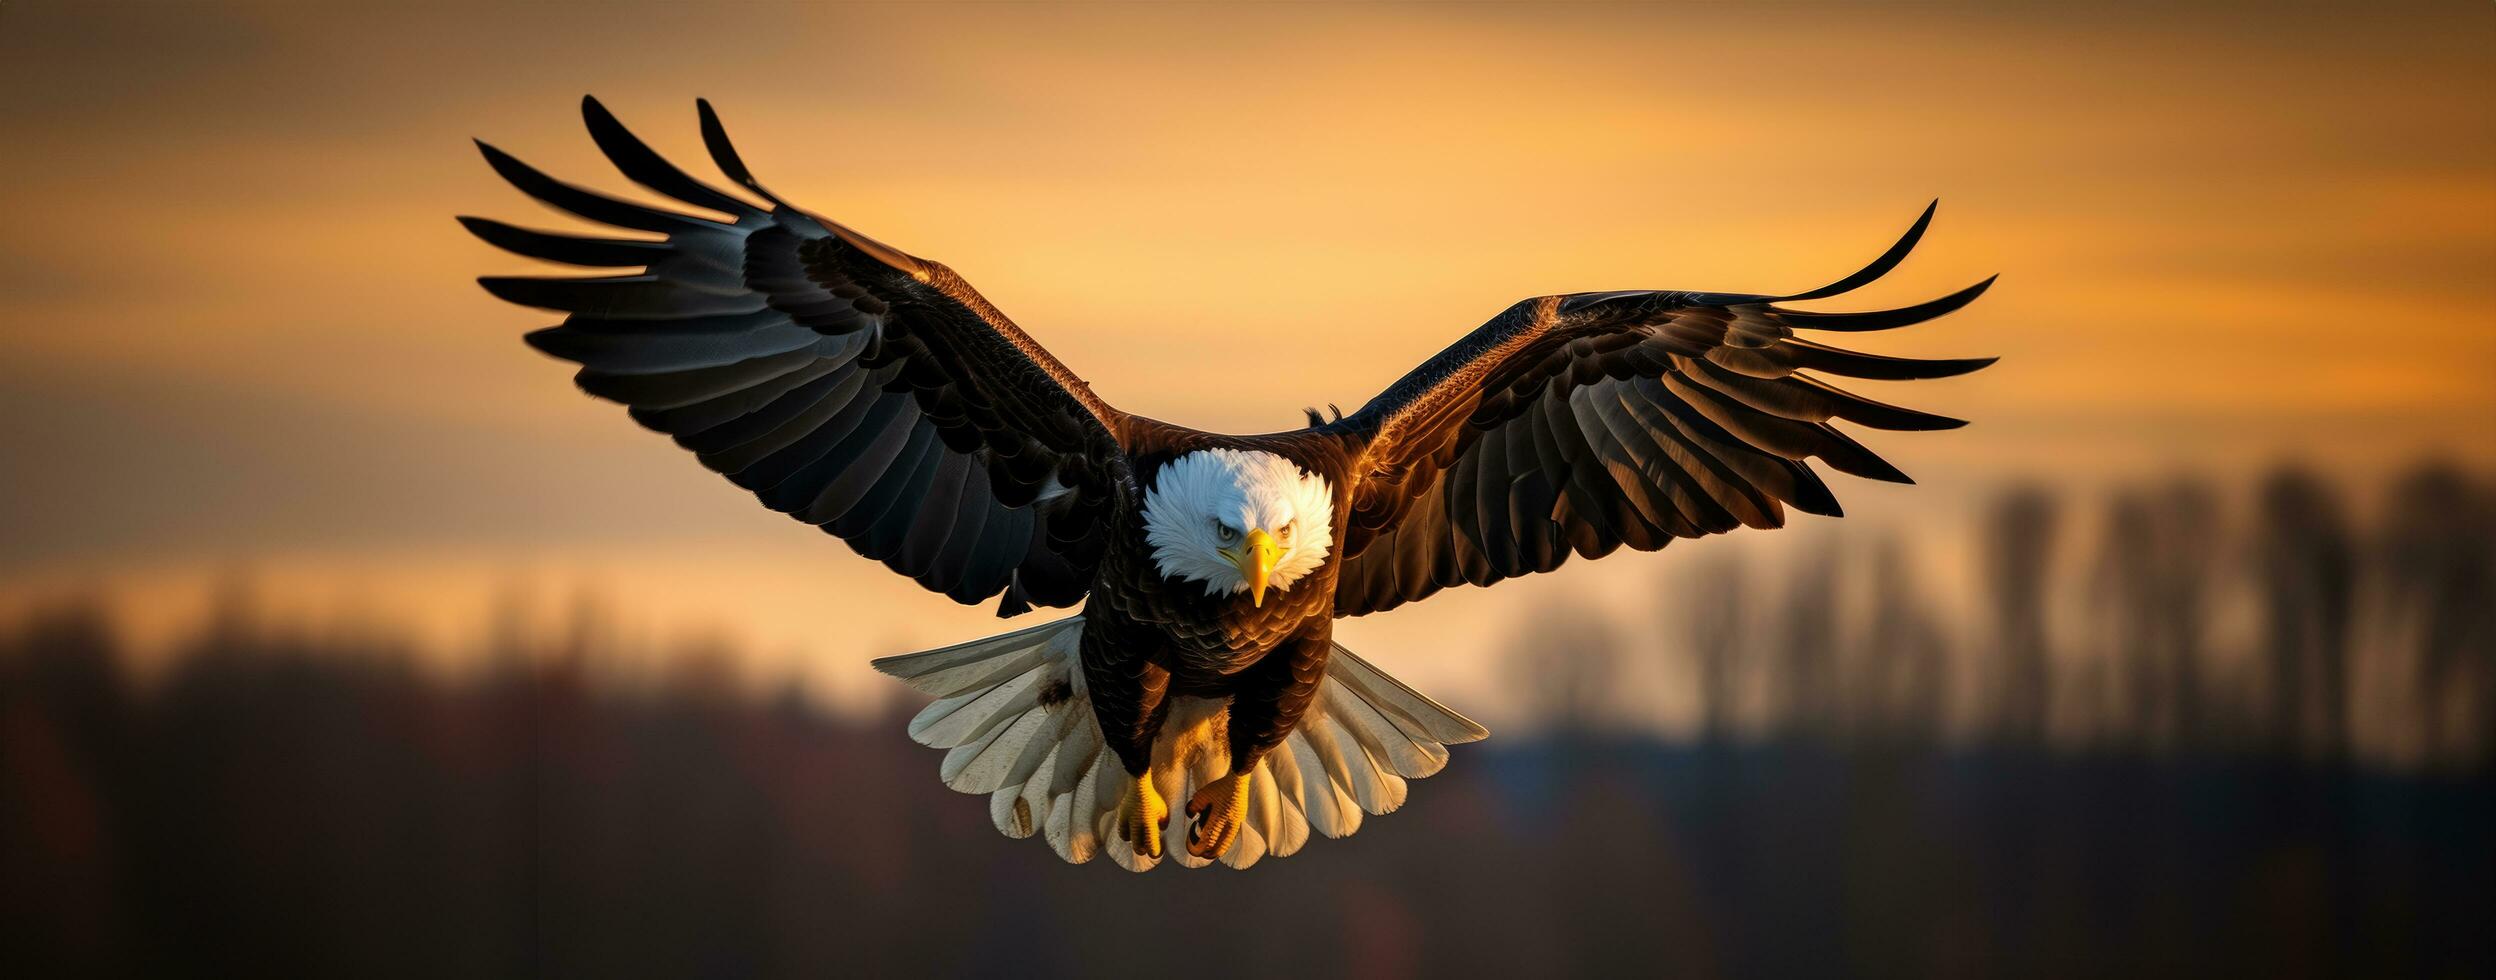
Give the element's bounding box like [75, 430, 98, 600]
[1276, 523, 1295, 544]
[1214, 520, 1239, 544]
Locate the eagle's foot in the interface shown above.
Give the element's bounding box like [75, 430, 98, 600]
[1116, 773, 1168, 859]
[1185, 771, 1253, 859]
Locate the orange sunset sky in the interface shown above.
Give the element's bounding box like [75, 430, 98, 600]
[2, 1, 2489, 725]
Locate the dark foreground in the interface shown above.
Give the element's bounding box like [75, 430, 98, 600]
[4, 617, 2490, 980]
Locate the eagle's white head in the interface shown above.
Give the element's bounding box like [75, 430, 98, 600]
[1141, 448, 1334, 606]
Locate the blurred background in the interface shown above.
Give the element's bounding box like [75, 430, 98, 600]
[2, 0, 2490, 976]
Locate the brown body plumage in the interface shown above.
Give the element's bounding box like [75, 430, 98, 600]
[1083, 429, 1357, 781]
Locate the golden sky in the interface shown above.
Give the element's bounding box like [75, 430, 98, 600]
[1, 1, 2489, 720]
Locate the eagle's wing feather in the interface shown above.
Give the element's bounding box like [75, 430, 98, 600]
[1328, 203, 1994, 616]
[467, 97, 1128, 615]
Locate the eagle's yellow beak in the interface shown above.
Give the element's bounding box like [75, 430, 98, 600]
[1232, 528, 1282, 607]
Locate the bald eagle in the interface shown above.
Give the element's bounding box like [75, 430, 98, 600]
[467, 97, 1995, 870]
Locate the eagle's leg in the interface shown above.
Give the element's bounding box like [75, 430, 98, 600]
[1190, 628, 1328, 858]
[1183, 772, 1253, 860]
[1083, 628, 1173, 858]
[1117, 772, 1169, 860]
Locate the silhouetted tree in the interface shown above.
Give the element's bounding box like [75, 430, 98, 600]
[191, 569, 263, 664]
[1983, 486, 2060, 744]
[2092, 481, 2222, 750]
[482, 581, 535, 672]
[2092, 492, 2159, 746]
[2253, 467, 2356, 758]
[1853, 537, 1949, 742]
[2379, 463, 2496, 765]
[1681, 553, 1748, 740]
[0, 602, 138, 975]
[1503, 599, 1624, 738]
[1773, 543, 1843, 741]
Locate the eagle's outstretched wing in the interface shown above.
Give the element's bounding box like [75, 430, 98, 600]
[1325, 204, 1994, 616]
[466, 97, 1127, 615]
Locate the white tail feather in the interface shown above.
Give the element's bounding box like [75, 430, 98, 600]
[872, 619, 1487, 871]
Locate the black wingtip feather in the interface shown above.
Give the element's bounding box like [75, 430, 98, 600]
[1781, 340, 2000, 381]
[521, 326, 571, 359]
[1898, 353, 2000, 379]
[580, 94, 760, 218]
[696, 98, 791, 209]
[1848, 404, 1970, 432]
[1776, 274, 1997, 333]
[1798, 485, 1845, 519]
[1781, 200, 1937, 302]
[473, 138, 511, 170]
[459, 215, 667, 268]
[474, 138, 720, 234]
[477, 275, 564, 311]
[1833, 446, 1917, 485]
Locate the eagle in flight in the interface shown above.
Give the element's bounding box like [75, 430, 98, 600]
[468, 97, 1994, 870]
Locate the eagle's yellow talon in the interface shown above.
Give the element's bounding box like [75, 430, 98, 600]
[1185, 772, 1254, 859]
[1116, 773, 1167, 858]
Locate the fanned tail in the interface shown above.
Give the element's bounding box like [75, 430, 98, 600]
[873, 620, 1486, 871]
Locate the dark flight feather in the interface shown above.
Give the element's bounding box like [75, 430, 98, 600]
[1326, 205, 1992, 616]
[456, 217, 667, 268]
[580, 95, 763, 219]
[470, 98, 1129, 614]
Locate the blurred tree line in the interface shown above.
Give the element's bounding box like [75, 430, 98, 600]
[1510, 461, 2495, 770]
[2, 461, 2491, 978]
